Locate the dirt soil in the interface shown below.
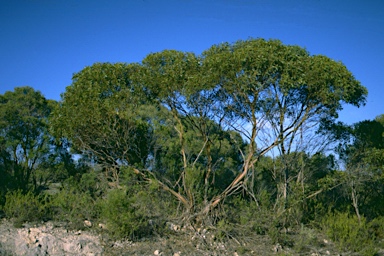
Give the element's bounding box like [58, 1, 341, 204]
[0, 218, 381, 256]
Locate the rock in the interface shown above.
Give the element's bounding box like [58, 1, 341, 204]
[98, 223, 107, 229]
[84, 220, 92, 227]
[0, 220, 103, 256]
[166, 222, 180, 232]
[272, 243, 282, 253]
[154, 249, 162, 255]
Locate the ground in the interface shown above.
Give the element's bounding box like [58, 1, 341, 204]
[0, 218, 362, 256]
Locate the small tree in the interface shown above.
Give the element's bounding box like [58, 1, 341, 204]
[335, 119, 384, 221]
[0, 86, 55, 192]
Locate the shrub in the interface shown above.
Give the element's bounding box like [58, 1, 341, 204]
[222, 196, 269, 235]
[44, 171, 107, 229]
[62, 171, 106, 199]
[322, 212, 377, 255]
[367, 216, 384, 248]
[3, 190, 48, 227]
[50, 187, 98, 230]
[99, 188, 151, 240]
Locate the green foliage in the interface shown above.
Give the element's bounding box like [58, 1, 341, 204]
[46, 139, 91, 183]
[51, 63, 151, 175]
[49, 172, 105, 229]
[65, 171, 106, 198]
[220, 197, 274, 239]
[203, 39, 366, 124]
[368, 216, 384, 245]
[322, 212, 378, 255]
[234, 198, 268, 235]
[140, 50, 201, 98]
[3, 190, 48, 227]
[0, 87, 55, 191]
[323, 118, 384, 221]
[183, 166, 205, 203]
[215, 219, 236, 241]
[98, 167, 176, 240]
[51, 190, 97, 230]
[99, 189, 151, 240]
[353, 120, 384, 149]
[2, 171, 105, 229]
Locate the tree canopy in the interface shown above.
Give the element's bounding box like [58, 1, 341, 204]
[52, 38, 367, 221]
[0, 86, 55, 191]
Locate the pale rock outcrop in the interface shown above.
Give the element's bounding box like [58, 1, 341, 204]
[0, 220, 103, 256]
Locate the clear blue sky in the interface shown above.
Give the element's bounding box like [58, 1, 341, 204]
[1, 0, 383, 124]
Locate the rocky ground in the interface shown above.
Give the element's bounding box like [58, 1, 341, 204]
[0, 220, 103, 256]
[0, 218, 382, 256]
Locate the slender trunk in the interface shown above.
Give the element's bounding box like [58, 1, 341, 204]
[279, 150, 289, 211]
[283, 167, 288, 208]
[351, 183, 361, 224]
[172, 109, 194, 213]
[277, 94, 289, 210]
[204, 140, 212, 204]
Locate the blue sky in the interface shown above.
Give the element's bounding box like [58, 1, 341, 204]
[1, 0, 383, 124]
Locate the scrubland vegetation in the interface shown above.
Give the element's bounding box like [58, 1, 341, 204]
[1, 39, 383, 255]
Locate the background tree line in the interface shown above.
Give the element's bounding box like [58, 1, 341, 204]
[1, 39, 383, 255]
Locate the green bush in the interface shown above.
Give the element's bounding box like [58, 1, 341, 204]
[50, 187, 98, 229]
[3, 190, 48, 227]
[62, 171, 106, 199]
[99, 188, 151, 240]
[222, 196, 269, 235]
[367, 216, 384, 248]
[44, 171, 107, 229]
[322, 212, 377, 255]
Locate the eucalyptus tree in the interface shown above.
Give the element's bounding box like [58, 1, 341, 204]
[138, 50, 245, 217]
[51, 63, 152, 184]
[0, 87, 55, 191]
[52, 39, 367, 225]
[136, 39, 367, 222]
[199, 39, 366, 215]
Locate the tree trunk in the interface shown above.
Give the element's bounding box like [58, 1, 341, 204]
[351, 182, 361, 224]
